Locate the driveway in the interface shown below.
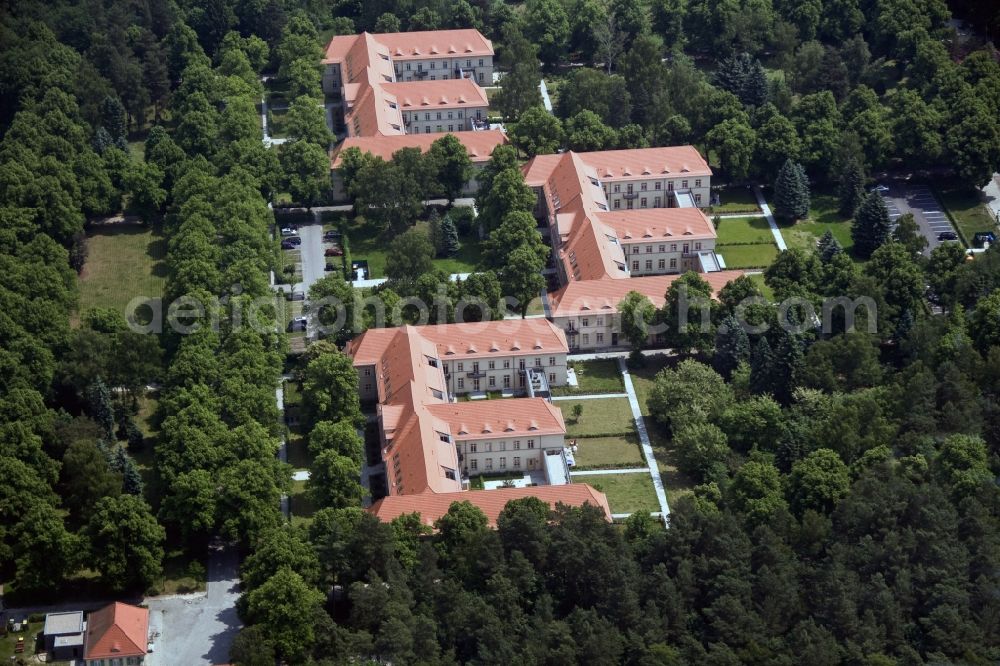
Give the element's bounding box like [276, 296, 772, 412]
[145, 544, 241, 666]
[878, 183, 958, 252]
[294, 223, 326, 295]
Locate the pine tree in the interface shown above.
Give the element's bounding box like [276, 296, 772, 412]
[743, 60, 769, 107]
[109, 446, 144, 496]
[87, 377, 116, 441]
[714, 53, 767, 107]
[772, 329, 804, 405]
[749, 336, 775, 396]
[817, 230, 843, 263]
[837, 158, 865, 217]
[773, 159, 810, 221]
[713, 314, 751, 379]
[851, 191, 893, 259]
[98, 96, 128, 150]
[440, 215, 460, 258]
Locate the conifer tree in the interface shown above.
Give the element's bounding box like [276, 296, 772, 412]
[749, 336, 775, 396]
[87, 377, 116, 441]
[773, 158, 810, 220]
[440, 215, 460, 257]
[817, 230, 843, 263]
[772, 329, 804, 405]
[851, 191, 893, 259]
[837, 158, 865, 217]
[713, 314, 751, 379]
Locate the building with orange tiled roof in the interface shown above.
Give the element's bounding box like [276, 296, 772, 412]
[83, 602, 148, 665]
[323, 30, 493, 138]
[329, 130, 507, 201]
[547, 270, 746, 351]
[346, 320, 574, 496]
[369, 483, 611, 527]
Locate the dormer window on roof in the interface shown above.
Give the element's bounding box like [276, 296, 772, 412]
[482, 422, 493, 433]
[511, 340, 521, 350]
[529, 420, 539, 430]
[467, 344, 477, 353]
[489, 341, 499, 352]
[533, 339, 543, 349]
[458, 423, 469, 435]
[504, 420, 515, 432]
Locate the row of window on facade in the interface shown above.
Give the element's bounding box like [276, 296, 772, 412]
[609, 179, 702, 194]
[466, 439, 536, 453]
[611, 193, 702, 209]
[453, 373, 557, 390]
[630, 242, 702, 254]
[468, 456, 530, 471]
[396, 59, 486, 72]
[451, 357, 558, 372]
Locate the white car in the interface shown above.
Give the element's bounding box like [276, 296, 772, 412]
[871, 184, 889, 193]
[280, 227, 298, 236]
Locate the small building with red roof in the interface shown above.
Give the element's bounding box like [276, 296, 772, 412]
[83, 602, 149, 665]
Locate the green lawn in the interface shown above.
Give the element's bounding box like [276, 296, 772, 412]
[572, 434, 645, 470]
[78, 223, 167, 315]
[267, 108, 288, 138]
[747, 273, 774, 301]
[551, 359, 625, 396]
[559, 397, 634, 437]
[935, 183, 996, 245]
[573, 472, 660, 514]
[718, 243, 779, 269]
[342, 217, 483, 279]
[778, 194, 855, 256]
[0, 620, 55, 664]
[155, 547, 207, 595]
[709, 186, 761, 214]
[715, 216, 774, 244]
[628, 355, 674, 418]
[286, 427, 311, 470]
[289, 479, 317, 527]
[132, 392, 162, 511]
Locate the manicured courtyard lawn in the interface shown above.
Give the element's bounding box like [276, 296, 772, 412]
[718, 243, 779, 269]
[78, 223, 167, 315]
[710, 186, 761, 213]
[935, 183, 996, 243]
[572, 434, 645, 470]
[551, 359, 625, 396]
[573, 472, 660, 514]
[560, 398, 634, 437]
[715, 216, 774, 244]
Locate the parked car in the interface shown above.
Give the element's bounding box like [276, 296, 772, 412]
[286, 235, 301, 246]
[280, 240, 296, 250]
[323, 230, 341, 241]
[280, 227, 298, 236]
[937, 231, 959, 241]
[289, 291, 305, 301]
[288, 317, 307, 332]
[871, 184, 890, 193]
[973, 231, 996, 248]
[324, 247, 344, 256]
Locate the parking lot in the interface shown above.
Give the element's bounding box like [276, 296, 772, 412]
[879, 183, 959, 253]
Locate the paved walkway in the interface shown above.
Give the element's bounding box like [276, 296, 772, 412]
[617, 357, 670, 520]
[551, 393, 628, 401]
[982, 173, 1000, 223]
[568, 349, 673, 362]
[571, 467, 649, 475]
[539, 79, 553, 113]
[753, 185, 788, 251]
[716, 212, 766, 218]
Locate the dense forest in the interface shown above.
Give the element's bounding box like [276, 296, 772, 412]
[1, 0, 999, 664]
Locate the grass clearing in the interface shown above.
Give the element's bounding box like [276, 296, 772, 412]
[343, 217, 483, 279]
[155, 548, 207, 595]
[286, 426, 311, 470]
[78, 223, 167, 316]
[572, 434, 645, 470]
[289, 479, 317, 526]
[778, 194, 855, 256]
[628, 355, 674, 418]
[747, 273, 774, 301]
[573, 472, 660, 514]
[935, 183, 996, 244]
[715, 216, 774, 244]
[709, 186, 761, 214]
[551, 359, 625, 396]
[559, 398, 634, 437]
[717, 243, 779, 269]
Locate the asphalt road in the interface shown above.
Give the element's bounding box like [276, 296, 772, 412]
[879, 183, 958, 253]
[294, 223, 326, 295]
[145, 544, 241, 666]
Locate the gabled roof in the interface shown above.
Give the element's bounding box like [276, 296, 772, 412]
[83, 602, 148, 660]
[595, 208, 717, 242]
[382, 78, 488, 109]
[368, 483, 611, 527]
[426, 398, 566, 439]
[579, 146, 712, 180]
[548, 270, 746, 318]
[371, 29, 493, 60]
[331, 130, 507, 168]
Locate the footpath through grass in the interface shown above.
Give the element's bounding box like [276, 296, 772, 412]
[78, 223, 167, 315]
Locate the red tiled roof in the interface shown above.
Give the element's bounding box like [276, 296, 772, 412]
[580, 146, 712, 180]
[548, 270, 746, 318]
[382, 78, 488, 108]
[368, 483, 611, 526]
[330, 130, 506, 168]
[83, 602, 148, 660]
[595, 208, 717, 242]
[371, 29, 493, 60]
[426, 398, 566, 439]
